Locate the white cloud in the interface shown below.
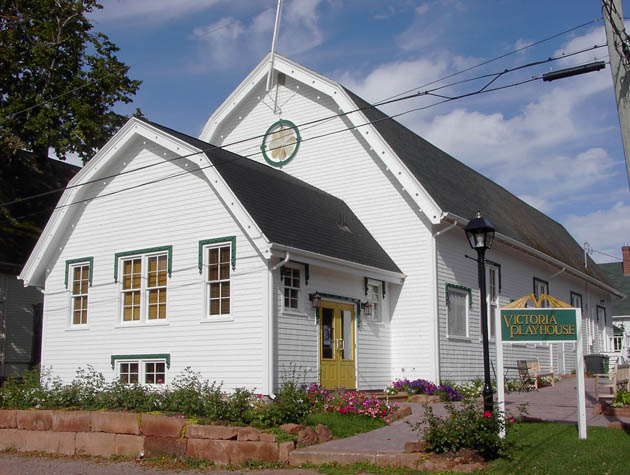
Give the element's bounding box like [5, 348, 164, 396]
[564, 201, 630, 263]
[92, 0, 222, 25]
[189, 0, 324, 70]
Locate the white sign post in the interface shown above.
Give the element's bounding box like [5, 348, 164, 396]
[497, 306, 586, 439]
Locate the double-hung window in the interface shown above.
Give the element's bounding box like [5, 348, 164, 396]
[283, 266, 301, 310]
[207, 244, 231, 316]
[447, 284, 469, 337]
[70, 262, 90, 326]
[366, 279, 383, 323]
[117, 249, 169, 324]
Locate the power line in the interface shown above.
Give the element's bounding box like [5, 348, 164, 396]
[0, 71, 550, 227]
[0, 43, 607, 211]
[379, 17, 603, 103]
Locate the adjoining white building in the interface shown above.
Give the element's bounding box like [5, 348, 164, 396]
[19, 54, 622, 392]
[600, 246, 630, 366]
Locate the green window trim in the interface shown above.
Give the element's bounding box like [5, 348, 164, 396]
[198, 236, 236, 274]
[114, 246, 173, 282]
[570, 291, 583, 310]
[485, 259, 502, 292]
[260, 119, 301, 167]
[445, 283, 473, 309]
[111, 353, 171, 369]
[65, 257, 94, 288]
[596, 305, 607, 324]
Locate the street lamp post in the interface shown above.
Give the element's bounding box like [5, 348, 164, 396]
[464, 210, 496, 414]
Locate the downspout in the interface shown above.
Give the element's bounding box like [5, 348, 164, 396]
[267, 252, 290, 397]
[431, 220, 458, 383]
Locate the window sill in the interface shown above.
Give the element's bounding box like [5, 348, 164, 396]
[200, 316, 234, 323]
[66, 326, 90, 332]
[447, 335, 474, 342]
[116, 321, 170, 328]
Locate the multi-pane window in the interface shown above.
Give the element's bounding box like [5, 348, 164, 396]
[122, 258, 142, 322]
[447, 287, 468, 337]
[284, 267, 300, 309]
[533, 277, 549, 306]
[71, 264, 90, 325]
[144, 361, 166, 384]
[119, 362, 139, 384]
[207, 245, 230, 316]
[120, 252, 168, 323]
[117, 360, 165, 385]
[147, 255, 167, 320]
[366, 280, 383, 323]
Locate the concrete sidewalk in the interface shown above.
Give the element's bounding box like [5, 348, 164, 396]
[289, 377, 630, 465]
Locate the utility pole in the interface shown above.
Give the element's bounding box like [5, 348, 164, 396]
[603, 0, 630, 189]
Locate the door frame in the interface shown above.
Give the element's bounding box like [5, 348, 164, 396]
[319, 299, 357, 389]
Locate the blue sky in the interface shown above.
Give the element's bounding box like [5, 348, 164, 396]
[84, 0, 629, 263]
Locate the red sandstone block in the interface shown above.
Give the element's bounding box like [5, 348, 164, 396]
[16, 410, 53, 431]
[0, 410, 17, 429]
[279, 441, 295, 463]
[0, 429, 25, 450]
[115, 434, 145, 457]
[140, 414, 186, 438]
[237, 427, 267, 441]
[52, 411, 91, 432]
[22, 430, 75, 456]
[144, 436, 187, 457]
[91, 412, 139, 435]
[185, 424, 238, 440]
[289, 450, 376, 466]
[404, 439, 426, 453]
[186, 439, 231, 465]
[228, 441, 279, 465]
[76, 431, 116, 457]
[375, 453, 421, 468]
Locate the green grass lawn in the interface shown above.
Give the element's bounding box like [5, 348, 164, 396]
[306, 411, 386, 439]
[486, 422, 630, 474]
[305, 422, 630, 474]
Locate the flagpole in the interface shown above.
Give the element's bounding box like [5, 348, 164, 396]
[266, 0, 284, 92]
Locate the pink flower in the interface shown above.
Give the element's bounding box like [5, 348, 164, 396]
[256, 393, 263, 399]
[483, 411, 492, 418]
[509, 417, 515, 423]
[157, 378, 163, 384]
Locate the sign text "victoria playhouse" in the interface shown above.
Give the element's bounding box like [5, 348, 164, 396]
[500, 308, 578, 342]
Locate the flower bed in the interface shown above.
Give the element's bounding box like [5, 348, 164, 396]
[386, 379, 462, 402]
[307, 384, 397, 421]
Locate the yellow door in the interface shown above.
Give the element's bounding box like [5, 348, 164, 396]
[320, 301, 356, 389]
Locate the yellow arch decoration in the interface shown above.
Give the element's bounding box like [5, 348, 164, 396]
[503, 293, 572, 309]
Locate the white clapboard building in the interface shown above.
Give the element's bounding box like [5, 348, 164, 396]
[19, 54, 623, 393]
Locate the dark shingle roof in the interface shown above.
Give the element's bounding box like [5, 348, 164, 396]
[343, 88, 614, 287]
[1, 151, 80, 273]
[599, 263, 630, 315]
[145, 120, 401, 274]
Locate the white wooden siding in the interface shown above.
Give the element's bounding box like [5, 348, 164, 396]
[273, 263, 392, 391]
[41, 140, 267, 391]
[213, 78, 436, 383]
[436, 231, 613, 383]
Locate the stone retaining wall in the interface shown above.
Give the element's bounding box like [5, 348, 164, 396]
[0, 409, 294, 465]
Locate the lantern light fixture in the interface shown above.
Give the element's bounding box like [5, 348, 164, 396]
[309, 292, 322, 309]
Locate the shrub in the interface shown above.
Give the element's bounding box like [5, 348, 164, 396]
[611, 389, 630, 408]
[414, 398, 514, 460]
[160, 367, 226, 419]
[260, 381, 311, 427]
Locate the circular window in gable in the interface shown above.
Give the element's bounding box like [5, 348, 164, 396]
[260, 119, 301, 167]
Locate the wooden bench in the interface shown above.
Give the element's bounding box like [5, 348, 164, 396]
[595, 363, 630, 401]
[517, 359, 555, 390]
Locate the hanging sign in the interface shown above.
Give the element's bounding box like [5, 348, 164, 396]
[500, 308, 578, 342]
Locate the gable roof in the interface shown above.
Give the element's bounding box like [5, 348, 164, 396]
[599, 262, 630, 315]
[0, 151, 80, 273]
[143, 120, 401, 274]
[343, 88, 614, 287]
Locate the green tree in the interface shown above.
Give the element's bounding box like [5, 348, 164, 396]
[0, 0, 141, 163]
